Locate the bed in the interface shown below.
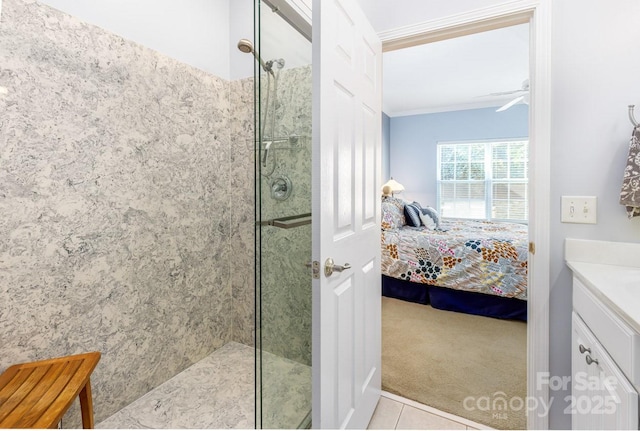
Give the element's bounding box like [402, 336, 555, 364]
[381, 197, 528, 321]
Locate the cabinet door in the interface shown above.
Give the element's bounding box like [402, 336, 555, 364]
[572, 312, 602, 430]
[597, 342, 639, 430]
[572, 312, 639, 430]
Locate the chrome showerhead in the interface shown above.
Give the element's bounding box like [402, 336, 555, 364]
[237, 38, 273, 74]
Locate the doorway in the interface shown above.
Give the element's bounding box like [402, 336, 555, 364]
[379, 4, 552, 430]
[380, 23, 530, 430]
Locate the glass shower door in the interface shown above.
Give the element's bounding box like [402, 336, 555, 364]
[254, 1, 313, 428]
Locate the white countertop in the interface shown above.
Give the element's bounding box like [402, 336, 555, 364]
[565, 239, 640, 334]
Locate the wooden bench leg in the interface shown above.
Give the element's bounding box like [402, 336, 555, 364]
[78, 379, 94, 429]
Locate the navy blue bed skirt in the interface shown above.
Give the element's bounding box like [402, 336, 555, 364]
[382, 275, 527, 321]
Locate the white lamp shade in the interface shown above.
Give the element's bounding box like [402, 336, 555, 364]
[382, 178, 404, 194]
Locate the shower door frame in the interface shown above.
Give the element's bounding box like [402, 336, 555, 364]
[254, 0, 314, 428]
[263, 0, 311, 41]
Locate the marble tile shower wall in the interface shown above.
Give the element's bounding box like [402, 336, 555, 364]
[0, 0, 253, 426]
[230, 77, 256, 347]
[259, 65, 312, 366]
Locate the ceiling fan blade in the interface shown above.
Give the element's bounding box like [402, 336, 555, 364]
[489, 89, 524, 96]
[496, 95, 525, 112]
[489, 79, 530, 97]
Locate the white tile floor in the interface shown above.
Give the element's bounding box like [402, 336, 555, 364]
[368, 392, 494, 430]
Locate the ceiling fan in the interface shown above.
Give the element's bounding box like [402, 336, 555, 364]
[492, 79, 530, 112]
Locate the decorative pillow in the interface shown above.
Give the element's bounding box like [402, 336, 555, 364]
[382, 196, 406, 224]
[419, 211, 437, 230]
[381, 200, 404, 230]
[404, 201, 422, 227]
[419, 206, 441, 230]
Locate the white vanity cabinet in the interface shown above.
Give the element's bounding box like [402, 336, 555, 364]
[566, 239, 640, 430]
[572, 310, 638, 429]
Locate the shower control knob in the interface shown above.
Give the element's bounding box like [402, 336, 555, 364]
[270, 176, 292, 201]
[324, 258, 352, 277]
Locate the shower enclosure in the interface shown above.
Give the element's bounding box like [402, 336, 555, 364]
[1, 0, 313, 427]
[252, 1, 313, 428]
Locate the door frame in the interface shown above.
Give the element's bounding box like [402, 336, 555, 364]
[379, 1, 551, 429]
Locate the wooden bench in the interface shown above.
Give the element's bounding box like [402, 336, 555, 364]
[0, 352, 101, 429]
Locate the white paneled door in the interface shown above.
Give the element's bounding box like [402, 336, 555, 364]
[311, 0, 382, 428]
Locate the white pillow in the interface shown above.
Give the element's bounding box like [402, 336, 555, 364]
[419, 211, 437, 230]
[419, 206, 441, 230]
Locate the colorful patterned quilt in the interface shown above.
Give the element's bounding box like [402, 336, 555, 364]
[381, 220, 528, 300]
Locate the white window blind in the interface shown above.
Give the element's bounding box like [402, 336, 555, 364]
[437, 140, 528, 222]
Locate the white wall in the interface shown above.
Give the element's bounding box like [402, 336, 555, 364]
[229, 0, 255, 80]
[357, 0, 510, 33]
[39, 0, 231, 78]
[362, 0, 640, 428]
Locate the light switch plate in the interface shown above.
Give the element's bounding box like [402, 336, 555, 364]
[561, 196, 597, 224]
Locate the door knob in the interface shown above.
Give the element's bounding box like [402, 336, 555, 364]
[579, 344, 591, 354]
[324, 258, 352, 277]
[585, 355, 599, 366]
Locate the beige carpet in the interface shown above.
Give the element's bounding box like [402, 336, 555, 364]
[382, 296, 527, 430]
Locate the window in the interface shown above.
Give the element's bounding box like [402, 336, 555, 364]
[437, 140, 528, 222]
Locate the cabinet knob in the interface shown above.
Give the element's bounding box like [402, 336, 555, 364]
[585, 355, 599, 366]
[579, 344, 591, 354]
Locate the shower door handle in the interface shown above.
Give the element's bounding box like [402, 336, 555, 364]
[324, 258, 351, 277]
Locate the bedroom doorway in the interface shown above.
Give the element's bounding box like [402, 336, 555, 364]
[380, 24, 529, 429]
[378, 3, 551, 427]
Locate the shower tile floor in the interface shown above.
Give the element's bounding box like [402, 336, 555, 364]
[97, 342, 311, 429]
